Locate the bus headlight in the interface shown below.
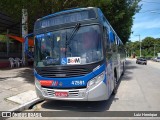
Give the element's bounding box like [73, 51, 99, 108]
[87, 71, 105, 88]
[35, 78, 41, 89]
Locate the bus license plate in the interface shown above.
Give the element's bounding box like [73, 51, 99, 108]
[55, 92, 68, 97]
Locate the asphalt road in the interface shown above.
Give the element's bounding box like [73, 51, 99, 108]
[30, 59, 160, 112]
[7, 59, 160, 119]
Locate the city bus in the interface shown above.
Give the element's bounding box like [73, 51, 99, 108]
[33, 7, 126, 101]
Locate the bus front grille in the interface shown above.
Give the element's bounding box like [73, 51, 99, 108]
[35, 67, 90, 78]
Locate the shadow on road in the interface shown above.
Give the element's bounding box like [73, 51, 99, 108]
[16, 67, 34, 84]
[40, 93, 118, 112]
[121, 60, 138, 81]
[39, 59, 138, 112]
[0, 67, 34, 84]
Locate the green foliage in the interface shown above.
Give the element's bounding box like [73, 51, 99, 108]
[125, 37, 160, 57]
[0, 35, 7, 42]
[0, 0, 141, 44]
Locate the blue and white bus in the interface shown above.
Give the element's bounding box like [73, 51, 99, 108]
[33, 7, 126, 101]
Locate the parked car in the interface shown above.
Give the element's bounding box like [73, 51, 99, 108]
[156, 57, 160, 62]
[152, 57, 160, 62]
[136, 58, 147, 65]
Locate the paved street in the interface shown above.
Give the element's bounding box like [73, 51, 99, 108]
[3, 59, 160, 120]
[26, 59, 160, 112]
[109, 59, 160, 111]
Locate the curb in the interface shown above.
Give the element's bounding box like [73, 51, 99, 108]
[9, 97, 43, 112]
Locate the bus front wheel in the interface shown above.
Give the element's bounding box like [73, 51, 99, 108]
[122, 63, 125, 76]
[112, 71, 117, 95]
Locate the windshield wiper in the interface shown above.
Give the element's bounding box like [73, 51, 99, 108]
[65, 23, 81, 53]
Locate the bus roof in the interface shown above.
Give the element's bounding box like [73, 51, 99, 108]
[38, 7, 97, 21]
[34, 7, 98, 30]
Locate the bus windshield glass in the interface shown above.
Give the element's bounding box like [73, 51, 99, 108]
[35, 25, 103, 67]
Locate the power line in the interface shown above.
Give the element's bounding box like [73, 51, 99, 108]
[141, 0, 160, 4]
[139, 9, 160, 13]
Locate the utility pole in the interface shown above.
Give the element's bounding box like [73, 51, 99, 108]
[6, 29, 9, 56]
[22, 9, 28, 65]
[135, 35, 141, 57]
[154, 44, 156, 57]
[51, 0, 54, 13]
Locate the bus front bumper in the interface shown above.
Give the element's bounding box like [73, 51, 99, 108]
[35, 81, 108, 101]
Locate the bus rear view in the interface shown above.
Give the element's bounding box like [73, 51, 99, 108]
[34, 7, 125, 101]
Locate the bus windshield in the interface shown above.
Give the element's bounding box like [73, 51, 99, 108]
[35, 25, 103, 67]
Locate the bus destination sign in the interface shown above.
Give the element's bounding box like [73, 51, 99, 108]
[35, 10, 96, 29]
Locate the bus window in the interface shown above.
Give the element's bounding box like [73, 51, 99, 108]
[104, 27, 112, 60]
[35, 25, 103, 66]
[40, 34, 52, 60]
[104, 27, 110, 51]
[111, 33, 118, 53]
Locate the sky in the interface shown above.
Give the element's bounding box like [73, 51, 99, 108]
[130, 0, 160, 42]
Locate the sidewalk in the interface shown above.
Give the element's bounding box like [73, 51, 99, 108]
[0, 67, 39, 111]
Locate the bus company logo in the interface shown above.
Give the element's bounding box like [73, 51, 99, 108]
[59, 82, 63, 86]
[52, 81, 59, 86]
[67, 57, 81, 64]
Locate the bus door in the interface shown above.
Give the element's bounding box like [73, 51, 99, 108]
[104, 27, 114, 96]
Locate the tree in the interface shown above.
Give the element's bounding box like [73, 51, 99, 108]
[0, 0, 141, 44]
[106, 0, 141, 44]
[125, 37, 160, 57]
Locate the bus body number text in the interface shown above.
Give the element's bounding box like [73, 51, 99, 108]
[71, 80, 85, 86]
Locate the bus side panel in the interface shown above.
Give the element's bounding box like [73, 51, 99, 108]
[106, 61, 114, 97]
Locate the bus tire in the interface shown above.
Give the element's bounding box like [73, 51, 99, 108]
[112, 70, 117, 95]
[122, 62, 125, 76]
